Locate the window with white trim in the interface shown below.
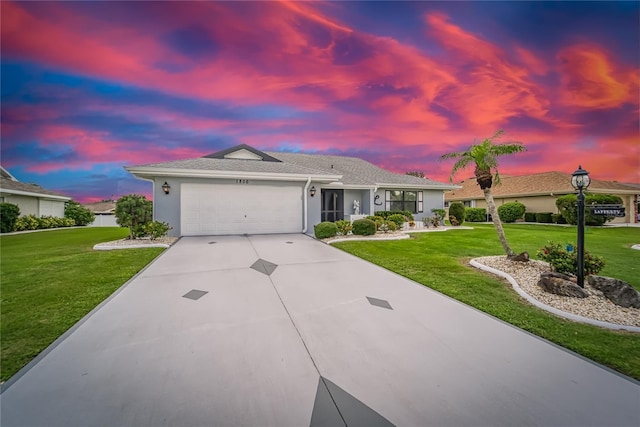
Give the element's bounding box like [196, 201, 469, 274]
[385, 190, 423, 213]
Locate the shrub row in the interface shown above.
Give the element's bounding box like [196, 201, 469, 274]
[374, 210, 415, 221]
[14, 215, 76, 231]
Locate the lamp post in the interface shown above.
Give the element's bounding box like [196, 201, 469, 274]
[571, 165, 590, 288]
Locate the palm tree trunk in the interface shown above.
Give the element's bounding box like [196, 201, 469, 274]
[484, 188, 515, 257]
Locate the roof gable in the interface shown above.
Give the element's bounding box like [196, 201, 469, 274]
[203, 144, 281, 162]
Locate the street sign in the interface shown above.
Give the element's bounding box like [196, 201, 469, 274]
[589, 205, 626, 217]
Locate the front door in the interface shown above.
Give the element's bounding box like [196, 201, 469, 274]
[321, 189, 344, 222]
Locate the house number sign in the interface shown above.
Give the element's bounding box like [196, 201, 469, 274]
[235, 179, 250, 184]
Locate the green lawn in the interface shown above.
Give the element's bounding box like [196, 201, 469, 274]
[333, 224, 640, 380]
[0, 228, 165, 382]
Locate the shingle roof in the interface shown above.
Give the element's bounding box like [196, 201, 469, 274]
[0, 176, 71, 199]
[128, 145, 457, 189]
[132, 156, 339, 177]
[266, 151, 454, 188]
[446, 171, 639, 201]
[83, 201, 116, 214]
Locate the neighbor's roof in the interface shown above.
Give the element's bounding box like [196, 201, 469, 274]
[127, 145, 457, 189]
[445, 171, 639, 201]
[0, 176, 71, 200]
[83, 201, 116, 214]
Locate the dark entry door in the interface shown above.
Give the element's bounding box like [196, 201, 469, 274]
[321, 189, 344, 222]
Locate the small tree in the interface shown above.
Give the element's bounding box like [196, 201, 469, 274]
[115, 194, 153, 239]
[440, 129, 526, 257]
[0, 203, 20, 233]
[64, 201, 95, 226]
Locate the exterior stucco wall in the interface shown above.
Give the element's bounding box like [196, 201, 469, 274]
[374, 188, 446, 221]
[153, 177, 307, 236]
[2, 194, 39, 216]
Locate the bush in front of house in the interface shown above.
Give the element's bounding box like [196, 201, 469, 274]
[314, 221, 338, 239]
[0, 203, 20, 233]
[431, 208, 446, 224]
[335, 220, 352, 236]
[14, 215, 39, 231]
[524, 212, 536, 222]
[143, 221, 172, 240]
[366, 215, 385, 230]
[64, 200, 95, 226]
[537, 241, 605, 276]
[352, 218, 376, 236]
[552, 213, 567, 224]
[497, 201, 526, 223]
[464, 208, 486, 222]
[448, 202, 465, 225]
[115, 194, 153, 239]
[556, 193, 623, 226]
[535, 212, 553, 223]
[387, 213, 407, 228]
[374, 211, 414, 221]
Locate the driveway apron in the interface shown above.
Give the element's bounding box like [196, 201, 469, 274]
[2, 234, 639, 426]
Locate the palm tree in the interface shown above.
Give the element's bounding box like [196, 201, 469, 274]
[440, 130, 526, 258]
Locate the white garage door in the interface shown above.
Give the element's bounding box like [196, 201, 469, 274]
[181, 183, 303, 236]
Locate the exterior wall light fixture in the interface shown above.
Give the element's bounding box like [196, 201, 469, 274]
[162, 182, 171, 195]
[310, 186, 316, 197]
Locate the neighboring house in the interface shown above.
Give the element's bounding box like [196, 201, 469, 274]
[83, 200, 118, 227]
[126, 144, 459, 236]
[0, 166, 71, 217]
[445, 171, 639, 224]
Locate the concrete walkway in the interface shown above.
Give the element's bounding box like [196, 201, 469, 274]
[2, 234, 639, 426]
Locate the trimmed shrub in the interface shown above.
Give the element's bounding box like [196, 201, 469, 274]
[65, 201, 95, 226]
[143, 221, 172, 240]
[352, 218, 376, 236]
[556, 193, 623, 226]
[314, 221, 338, 239]
[535, 212, 553, 223]
[375, 210, 414, 220]
[366, 215, 385, 230]
[115, 194, 153, 239]
[524, 212, 536, 222]
[465, 208, 486, 222]
[379, 220, 398, 233]
[497, 201, 526, 223]
[387, 213, 407, 228]
[335, 220, 352, 236]
[552, 213, 567, 224]
[0, 203, 20, 233]
[448, 202, 465, 225]
[537, 241, 605, 276]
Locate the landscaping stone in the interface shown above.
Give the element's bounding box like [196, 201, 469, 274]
[537, 272, 588, 298]
[587, 276, 640, 308]
[508, 251, 530, 262]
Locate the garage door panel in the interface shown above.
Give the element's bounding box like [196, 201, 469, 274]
[181, 183, 302, 236]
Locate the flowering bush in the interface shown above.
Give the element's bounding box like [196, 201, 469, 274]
[335, 220, 353, 236]
[536, 241, 605, 276]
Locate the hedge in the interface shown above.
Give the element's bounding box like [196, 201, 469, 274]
[465, 208, 486, 222]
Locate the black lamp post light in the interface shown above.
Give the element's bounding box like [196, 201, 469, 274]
[571, 165, 590, 288]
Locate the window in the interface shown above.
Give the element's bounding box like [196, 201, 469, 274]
[385, 190, 423, 213]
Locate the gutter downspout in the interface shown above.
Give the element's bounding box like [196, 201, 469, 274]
[302, 177, 311, 233]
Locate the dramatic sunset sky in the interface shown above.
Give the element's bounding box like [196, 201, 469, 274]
[2, 1, 638, 202]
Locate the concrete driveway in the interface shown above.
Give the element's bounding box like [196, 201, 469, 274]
[2, 234, 639, 426]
